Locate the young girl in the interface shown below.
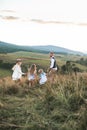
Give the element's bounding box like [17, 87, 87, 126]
[27, 64, 37, 87]
[12, 59, 25, 82]
[38, 69, 47, 85]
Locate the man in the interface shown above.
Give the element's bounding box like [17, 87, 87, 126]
[49, 52, 57, 72]
[48, 52, 57, 83]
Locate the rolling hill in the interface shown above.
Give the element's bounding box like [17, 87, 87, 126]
[0, 41, 85, 55]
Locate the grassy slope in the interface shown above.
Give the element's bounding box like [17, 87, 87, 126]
[0, 52, 87, 130]
[0, 74, 87, 130]
[0, 69, 11, 78]
[0, 51, 87, 78]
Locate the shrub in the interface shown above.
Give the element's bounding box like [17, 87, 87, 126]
[68, 94, 84, 111]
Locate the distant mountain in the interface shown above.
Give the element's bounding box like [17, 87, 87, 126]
[0, 41, 85, 55]
[0, 41, 35, 53]
[0, 41, 21, 53]
[29, 45, 85, 55]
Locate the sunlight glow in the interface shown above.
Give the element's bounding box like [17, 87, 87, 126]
[0, 0, 87, 52]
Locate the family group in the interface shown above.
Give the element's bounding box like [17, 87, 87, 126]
[12, 52, 58, 87]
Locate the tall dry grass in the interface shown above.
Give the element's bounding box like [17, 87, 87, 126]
[0, 72, 87, 130]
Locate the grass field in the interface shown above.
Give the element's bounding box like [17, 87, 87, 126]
[0, 51, 87, 130]
[0, 73, 87, 130]
[0, 68, 11, 78]
[0, 51, 87, 78]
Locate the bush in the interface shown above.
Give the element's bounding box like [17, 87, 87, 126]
[68, 94, 84, 111]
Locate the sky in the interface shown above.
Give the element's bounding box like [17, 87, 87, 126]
[0, 0, 87, 52]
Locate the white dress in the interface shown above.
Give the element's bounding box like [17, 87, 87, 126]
[27, 69, 36, 81]
[28, 74, 35, 81]
[39, 72, 47, 85]
[12, 64, 24, 80]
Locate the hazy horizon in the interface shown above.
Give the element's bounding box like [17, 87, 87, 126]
[0, 0, 87, 53]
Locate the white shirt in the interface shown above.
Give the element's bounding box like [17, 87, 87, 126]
[50, 56, 55, 68]
[12, 64, 24, 80]
[50, 56, 57, 70]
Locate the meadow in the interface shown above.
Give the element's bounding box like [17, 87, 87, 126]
[0, 51, 87, 77]
[0, 51, 87, 130]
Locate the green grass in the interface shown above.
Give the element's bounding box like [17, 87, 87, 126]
[0, 51, 87, 130]
[0, 51, 87, 77]
[0, 74, 87, 130]
[8, 51, 49, 60]
[0, 68, 11, 78]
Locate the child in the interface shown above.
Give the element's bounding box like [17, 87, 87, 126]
[27, 64, 37, 87]
[12, 59, 25, 82]
[38, 69, 47, 85]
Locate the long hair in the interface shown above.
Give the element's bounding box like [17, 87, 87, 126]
[29, 64, 36, 74]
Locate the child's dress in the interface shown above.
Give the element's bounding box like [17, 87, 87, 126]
[27, 70, 36, 81]
[12, 64, 24, 80]
[28, 73, 35, 81]
[39, 72, 47, 85]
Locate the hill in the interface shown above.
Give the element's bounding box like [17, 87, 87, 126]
[0, 74, 87, 130]
[30, 45, 85, 55]
[0, 41, 33, 53]
[0, 41, 85, 55]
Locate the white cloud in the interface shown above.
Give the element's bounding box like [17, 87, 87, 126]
[0, 0, 87, 52]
